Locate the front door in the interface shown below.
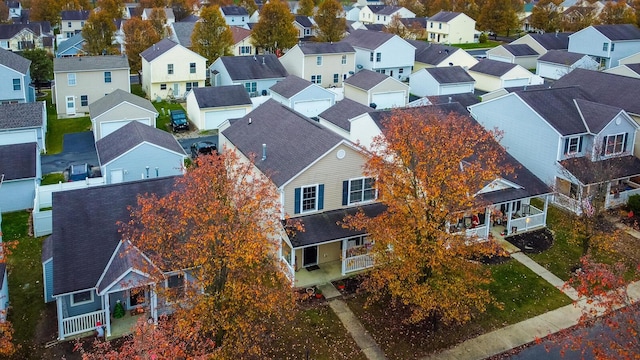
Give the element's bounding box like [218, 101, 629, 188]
[173, 83, 179, 97]
[303, 246, 318, 267]
[65, 96, 75, 115]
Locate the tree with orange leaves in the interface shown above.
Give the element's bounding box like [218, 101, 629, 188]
[345, 107, 506, 325]
[0, 239, 16, 357]
[109, 151, 296, 359]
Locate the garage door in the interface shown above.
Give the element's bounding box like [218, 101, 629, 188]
[371, 91, 406, 110]
[101, 119, 151, 139]
[293, 99, 332, 118]
[0, 129, 36, 146]
[204, 108, 248, 130]
[502, 78, 529, 88]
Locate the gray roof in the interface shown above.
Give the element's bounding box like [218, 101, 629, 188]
[191, 85, 252, 108]
[400, 17, 427, 28]
[56, 32, 85, 55]
[0, 47, 30, 74]
[140, 38, 178, 62]
[593, 24, 640, 41]
[0, 23, 47, 40]
[269, 75, 312, 98]
[553, 68, 640, 115]
[364, 23, 385, 32]
[318, 98, 374, 131]
[502, 44, 538, 56]
[96, 240, 157, 294]
[367, 5, 403, 15]
[342, 29, 395, 50]
[560, 155, 640, 185]
[54, 55, 129, 72]
[537, 50, 586, 65]
[221, 99, 344, 187]
[429, 11, 461, 22]
[42, 236, 53, 262]
[96, 121, 186, 164]
[427, 93, 480, 108]
[626, 63, 640, 75]
[424, 66, 474, 84]
[51, 177, 176, 296]
[295, 15, 313, 28]
[408, 39, 460, 65]
[515, 86, 622, 135]
[469, 59, 518, 77]
[171, 22, 195, 48]
[218, 54, 288, 81]
[344, 69, 389, 90]
[297, 41, 355, 55]
[61, 10, 90, 21]
[0, 142, 36, 180]
[526, 32, 570, 50]
[221, 5, 249, 16]
[0, 102, 44, 130]
[89, 89, 156, 118]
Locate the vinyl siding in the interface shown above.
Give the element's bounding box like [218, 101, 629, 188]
[102, 143, 185, 184]
[93, 102, 156, 140]
[301, 53, 356, 87]
[64, 290, 102, 317]
[0, 179, 36, 212]
[143, 46, 207, 100]
[0, 66, 28, 103]
[43, 259, 54, 303]
[54, 68, 130, 116]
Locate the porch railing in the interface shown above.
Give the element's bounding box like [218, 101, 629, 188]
[344, 254, 374, 274]
[61, 309, 107, 339]
[553, 193, 582, 215]
[280, 258, 294, 285]
[606, 187, 640, 209]
[464, 225, 488, 239]
[510, 212, 545, 233]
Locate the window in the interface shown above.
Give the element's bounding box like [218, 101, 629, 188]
[80, 95, 88, 106]
[603, 43, 608, 51]
[239, 46, 251, 55]
[67, 73, 76, 86]
[438, 23, 442, 29]
[347, 177, 376, 204]
[399, 68, 403, 74]
[186, 82, 192, 92]
[370, 52, 374, 61]
[81, 21, 84, 26]
[311, 75, 322, 84]
[316, 56, 322, 65]
[302, 185, 318, 212]
[430, 22, 433, 28]
[192, 81, 198, 88]
[377, 15, 380, 20]
[71, 290, 93, 306]
[160, 83, 167, 90]
[611, 43, 615, 51]
[190, 62, 196, 73]
[604, 133, 627, 155]
[564, 136, 581, 154]
[166, 273, 185, 299]
[341, 54, 347, 65]
[244, 81, 257, 94]
[376, 53, 381, 62]
[67, 22, 71, 28]
[333, 73, 339, 83]
[12, 78, 20, 91]
[104, 71, 111, 83]
[167, 64, 174, 74]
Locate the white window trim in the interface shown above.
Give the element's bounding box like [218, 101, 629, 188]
[567, 136, 580, 154]
[316, 56, 322, 65]
[301, 184, 319, 213]
[67, 73, 76, 86]
[70, 290, 94, 306]
[164, 272, 186, 304]
[605, 133, 626, 156]
[341, 55, 347, 65]
[348, 177, 377, 204]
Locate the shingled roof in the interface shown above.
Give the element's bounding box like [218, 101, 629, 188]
[0, 47, 30, 74]
[593, 24, 640, 41]
[191, 85, 252, 108]
[218, 54, 288, 81]
[342, 29, 395, 50]
[429, 11, 461, 22]
[171, 22, 195, 47]
[61, 10, 90, 21]
[269, 75, 313, 98]
[51, 177, 177, 296]
[140, 38, 179, 62]
[89, 89, 157, 119]
[424, 66, 474, 84]
[469, 59, 518, 77]
[367, 5, 403, 15]
[526, 32, 571, 50]
[501, 44, 539, 56]
[0, 102, 44, 130]
[221, 5, 249, 16]
[318, 98, 374, 131]
[54, 55, 129, 72]
[222, 99, 345, 187]
[537, 50, 587, 65]
[297, 41, 355, 55]
[408, 40, 461, 65]
[0, 142, 36, 180]
[96, 121, 185, 164]
[344, 69, 390, 90]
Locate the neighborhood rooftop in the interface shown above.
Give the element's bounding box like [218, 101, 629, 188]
[425, 66, 474, 84]
[53, 55, 130, 72]
[60, 10, 90, 20]
[367, 5, 404, 15]
[537, 50, 586, 65]
[469, 59, 518, 77]
[140, 38, 179, 62]
[0, 102, 44, 129]
[502, 44, 538, 56]
[318, 98, 374, 131]
[342, 29, 397, 50]
[344, 69, 391, 90]
[221, 5, 249, 15]
[218, 54, 288, 81]
[592, 24, 640, 41]
[270, 75, 313, 98]
[428, 10, 461, 22]
[0, 142, 36, 181]
[171, 22, 196, 48]
[409, 40, 460, 65]
[0, 47, 31, 74]
[294, 15, 313, 28]
[89, 89, 157, 118]
[191, 85, 252, 108]
[527, 32, 571, 50]
[297, 41, 355, 55]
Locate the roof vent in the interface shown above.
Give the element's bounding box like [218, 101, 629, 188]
[448, 96, 452, 103]
[248, 117, 252, 124]
[262, 143, 267, 161]
[262, 56, 265, 65]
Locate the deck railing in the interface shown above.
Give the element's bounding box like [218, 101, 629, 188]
[61, 309, 106, 339]
[343, 254, 374, 274]
[606, 187, 640, 209]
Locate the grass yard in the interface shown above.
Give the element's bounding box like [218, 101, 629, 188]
[131, 84, 185, 132]
[41, 173, 65, 185]
[2, 211, 47, 359]
[453, 40, 501, 49]
[345, 260, 572, 359]
[40, 91, 91, 154]
[267, 305, 367, 360]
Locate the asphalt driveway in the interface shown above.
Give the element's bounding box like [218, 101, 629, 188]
[42, 132, 99, 174]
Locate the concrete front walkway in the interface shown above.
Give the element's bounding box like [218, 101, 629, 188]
[511, 252, 580, 300]
[329, 299, 388, 360]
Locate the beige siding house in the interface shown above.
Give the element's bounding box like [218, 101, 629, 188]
[185, 85, 252, 130]
[486, 44, 540, 69]
[344, 69, 409, 109]
[427, 11, 476, 44]
[409, 40, 478, 71]
[230, 26, 254, 56]
[619, 52, 640, 65]
[509, 32, 570, 56]
[468, 59, 540, 92]
[279, 42, 356, 88]
[52, 56, 130, 117]
[89, 89, 158, 141]
[140, 38, 207, 101]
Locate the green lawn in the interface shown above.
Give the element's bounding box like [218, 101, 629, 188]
[2, 211, 47, 359]
[345, 260, 572, 359]
[41, 173, 65, 185]
[131, 83, 185, 132]
[40, 91, 91, 155]
[453, 40, 501, 49]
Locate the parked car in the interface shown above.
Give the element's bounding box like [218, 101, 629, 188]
[65, 163, 92, 181]
[170, 110, 189, 132]
[190, 141, 217, 158]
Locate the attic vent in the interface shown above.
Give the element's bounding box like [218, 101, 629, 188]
[262, 143, 267, 161]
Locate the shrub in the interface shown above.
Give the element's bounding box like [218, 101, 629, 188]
[479, 32, 488, 43]
[628, 194, 640, 214]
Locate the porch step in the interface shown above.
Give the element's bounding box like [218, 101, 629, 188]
[317, 282, 342, 299]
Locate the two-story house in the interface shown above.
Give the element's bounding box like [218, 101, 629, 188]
[279, 42, 356, 87]
[209, 54, 288, 97]
[230, 26, 254, 56]
[0, 23, 48, 52]
[140, 38, 207, 100]
[293, 15, 316, 40]
[469, 86, 640, 213]
[0, 47, 35, 103]
[409, 39, 478, 70]
[358, 5, 415, 25]
[220, 5, 249, 27]
[509, 32, 571, 56]
[60, 10, 90, 39]
[220, 99, 384, 287]
[568, 24, 640, 69]
[53, 56, 130, 117]
[427, 11, 476, 44]
[342, 29, 415, 81]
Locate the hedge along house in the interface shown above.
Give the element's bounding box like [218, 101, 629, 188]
[220, 99, 385, 287]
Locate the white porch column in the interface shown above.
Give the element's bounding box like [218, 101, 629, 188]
[484, 208, 491, 238]
[104, 294, 111, 337]
[151, 285, 158, 324]
[341, 238, 347, 276]
[56, 297, 64, 340]
[543, 195, 549, 225]
[290, 247, 295, 272]
[507, 202, 514, 235]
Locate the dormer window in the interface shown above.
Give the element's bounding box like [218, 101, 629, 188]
[564, 136, 582, 155]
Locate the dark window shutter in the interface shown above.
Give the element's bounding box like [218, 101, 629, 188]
[318, 184, 324, 210]
[342, 181, 349, 205]
[294, 188, 301, 214]
[623, 133, 629, 152]
[563, 138, 569, 154]
[578, 137, 583, 152]
[601, 137, 607, 156]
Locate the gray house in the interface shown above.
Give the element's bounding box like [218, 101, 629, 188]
[0, 47, 35, 103]
[0, 101, 47, 152]
[96, 121, 186, 184]
[209, 55, 288, 97]
[269, 75, 336, 118]
[89, 89, 158, 141]
[409, 66, 475, 97]
[0, 142, 41, 212]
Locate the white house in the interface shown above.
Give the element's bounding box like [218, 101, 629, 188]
[344, 69, 409, 109]
[220, 5, 249, 27]
[185, 85, 252, 130]
[409, 66, 475, 97]
[270, 75, 336, 118]
[409, 40, 478, 70]
[358, 5, 415, 25]
[536, 50, 599, 80]
[468, 59, 542, 92]
[568, 24, 640, 69]
[278, 42, 356, 88]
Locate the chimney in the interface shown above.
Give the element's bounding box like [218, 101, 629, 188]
[262, 143, 267, 161]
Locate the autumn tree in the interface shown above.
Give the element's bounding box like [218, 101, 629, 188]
[297, 0, 315, 16]
[561, 5, 599, 32]
[97, 0, 124, 20]
[314, 0, 346, 42]
[385, 14, 426, 39]
[20, 49, 53, 94]
[137, 0, 164, 9]
[191, 5, 233, 64]
[238, 0, 258, 16]
[531, 0, 564, 32]
[251, 0, 298, 53]
[477, 0, 521, 37]
[149, 7, 169, 36]
[123, 17, 161, 73]
[169, 0, 196, 21]
[0, 2, 9, 23]
[115, 151, 296, 358]
[344, 107, 506, 325]
[82, 10, 118, 55]
[599, 0, 637, 24]
[29, 0, 62, 25]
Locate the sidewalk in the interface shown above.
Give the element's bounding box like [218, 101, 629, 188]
[511, 252, 580, 300]
[329, 298, 388, 360]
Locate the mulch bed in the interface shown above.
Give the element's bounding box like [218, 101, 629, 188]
[332, 275, 365, 297]
[505, 228, 554, 254]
